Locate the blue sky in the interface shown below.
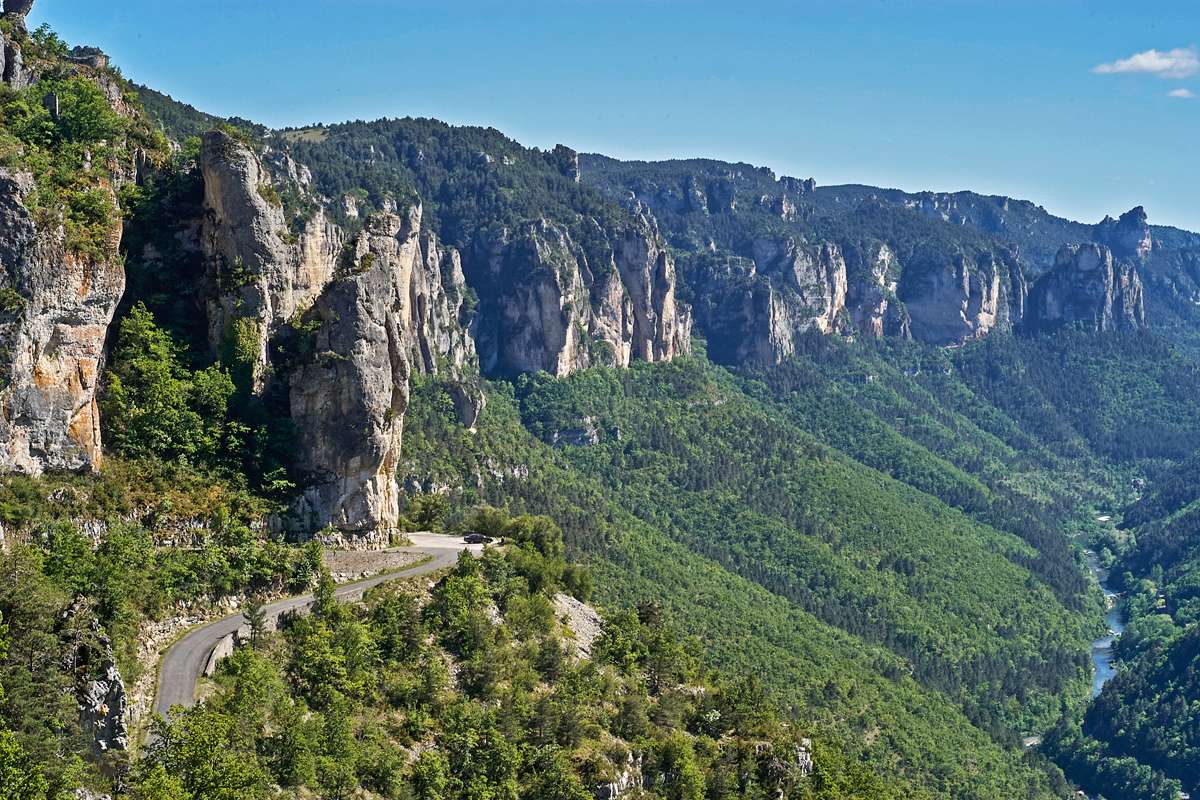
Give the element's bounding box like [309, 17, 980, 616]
[30, 0, 1200, 230]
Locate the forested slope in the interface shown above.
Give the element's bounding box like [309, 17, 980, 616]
[1043, 451, 1200, 800]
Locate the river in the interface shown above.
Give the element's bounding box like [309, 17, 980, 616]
[1085, 549, 1125, 698]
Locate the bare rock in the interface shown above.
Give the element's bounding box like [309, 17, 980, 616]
[847, 243, 903, 337]
[60, 599, 128, 755]
[288, 204, 477, 538]
[614, 201, 692, 364]
[2, 29, 34, 92]
[554, 592, 603, 658]
[1094, 206, 1152, 261]
[898, 249, 1025, 344]
[2, 0, 33, 20]
[0, 170, 123, 474]
[65, 46, 110, 70]
[549, 144, 581, 183]
[198, 130, 341, 394]
[1026, 243, 1146, 334]
[74, 790, 112, 800]
[688, 237, 850, 365]
[473, 209, 689, 377]
[596, 752, 643, 800]
[198, 132, 481, 540]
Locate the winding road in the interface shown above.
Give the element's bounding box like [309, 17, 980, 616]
[153, 534, 483, 721]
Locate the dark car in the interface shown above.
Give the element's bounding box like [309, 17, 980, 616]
[463, 533, 494, 545]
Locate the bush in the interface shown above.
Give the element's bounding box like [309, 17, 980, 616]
[101, 303, 235, 467]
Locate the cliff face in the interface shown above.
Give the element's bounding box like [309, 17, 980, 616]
[613, 203, 691, 365]
[0, 172, 123, 474]
[0, 22, 139, 476]
[735, 237, 849, 364]
[581, 157, 1170, 361]
[472, 207, 690, 378]
[579, 158, 1047, 359]
[687, 233, 1022, 362]
[1025, 243, 1145, 334]
[898, 250, 1026, 345]
[287, 208, 418, 542]
[847, 243, 909, 338]
[196, 132, 482, 538]
[1094, 206, 1152, 262]
[199, 131, 342, 394]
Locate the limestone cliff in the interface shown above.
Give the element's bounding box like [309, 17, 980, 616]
[199, 131, 342, 394]
[687, 237, 913, 365]
[287, 205, 480, 540]
[0, 22, 145, 475]
[614, 202, 691, 364]
[688, 234, 1025, 360]
[750, 238, 848, 336]
[287, 209, 416, 542]
[196, 131, 482, 538]
[0, 171, 123, 474]
[578, 156, 1044, 357]
[472, 206, 690, 377]
[898, 249, 1026, 345]
[846, 243, 909, 338]
[1025, 243, 1145, 334]
[1093, 206, 1152, 261]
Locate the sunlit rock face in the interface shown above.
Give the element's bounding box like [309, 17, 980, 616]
[471, 206, 690, 378]
[0, 172, 125, 474]
[1025, 243, 1145, 334]
[898, 249, 1025, 345]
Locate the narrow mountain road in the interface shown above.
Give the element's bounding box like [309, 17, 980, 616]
[153, 534, 483, 721]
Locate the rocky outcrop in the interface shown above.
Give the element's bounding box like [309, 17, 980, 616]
[846, 243, 909, 337]
[1, 2, 35, 88]
[479, 219, 595, 376]
[0, 14, 158, 477]
[686, 236, 911, 365]
[898, 249, 1025, 345]
[1025, 243, 1145, 334]
[548, 144, 581, 183]
[0, 170, 123, 474]
[2, 0, 34, 20]
[685, 238, 852, 366]
[751, 238, 848, 337]
[1, 15, 100, 474]
[779, 176, 817, 196]
[1094, 206, 1152, 261]
[197, 132, 486, 538]
[614, 202, 691, 363]
[596, 752, 644, 800]
[199, 131, 342, 393]
[80, 659, 128, 755]
[288, 204, 478, 538]
[1, 33, 31, 90]
[553, 592, 603, 658]
[472, 209, 690, 377]
[60, 599, 128, 756]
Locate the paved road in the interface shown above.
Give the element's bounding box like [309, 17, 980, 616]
[153, 535, 482, 721]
